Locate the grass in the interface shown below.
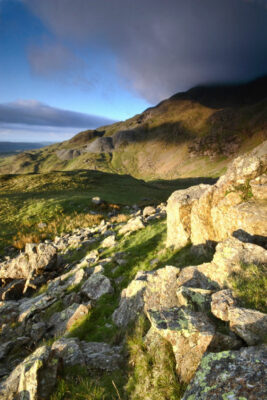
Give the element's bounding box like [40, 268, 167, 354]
[0, 170, 214, 253]
[230, 262, 267, 313]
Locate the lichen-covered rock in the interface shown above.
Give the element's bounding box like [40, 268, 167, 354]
[0, 346, 58, 400]
[182, 345, 267, 399]
[47, 267, 85, 296]
[147, 307, 215, 383]
[112, 271, 149, 327]
[81, 273, 113, 300]
[118, 216, 145, 235]
[166, 184, 211, 248]
[144, 266, 180, 312]
[176, 287, 212, 312]
[48, 303, 89, 336]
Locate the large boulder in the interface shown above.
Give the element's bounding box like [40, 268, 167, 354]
[166, 184, 211, 248]
[182, 345, 267, 400]
[167, 141, 267, 248]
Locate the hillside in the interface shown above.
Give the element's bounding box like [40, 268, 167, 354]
[0, 144, 266, 400]
[1, 76, 266, 179]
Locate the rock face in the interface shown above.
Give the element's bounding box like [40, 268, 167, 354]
[182, 345, 267, 400]
[166, 184, 211, 248]
[167, 141, 267, 248]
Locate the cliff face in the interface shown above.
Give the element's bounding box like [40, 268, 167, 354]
[167, 140, 267, 249]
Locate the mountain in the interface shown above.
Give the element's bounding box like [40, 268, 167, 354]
[0, 76, 266, 179]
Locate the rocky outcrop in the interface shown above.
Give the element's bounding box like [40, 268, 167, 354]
[166, 184, 211, 248]
[0, 243, 57, 281]
[167, 141, 267, 249]
[85, 137, 114, 153]
[182, 345, 267, 399]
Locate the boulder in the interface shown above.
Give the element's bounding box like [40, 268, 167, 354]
[228, 307, 267, 345]
[176, 287, 212, 312]
[0, 346, 58, 400]
[167, 184, 211, 248]
[144, 266, 180, 312]
[101, 234, 116, 248]
[48, 303, 89, 336]
[0, 243, 57, 281]
[81, 342, 123, 371]
[182, 345, 267, 400]
[18, 294, 56, 322]
[210, 289, 236, 321]
[112, 271, 149, 327]
[81, 273, 113, 300]
[143, 206, 156, 217]
[52, 338, 85, 367]
[147, 307, 215, 383]
[118, 216, 145, 235]
[167, 142, 267, 247]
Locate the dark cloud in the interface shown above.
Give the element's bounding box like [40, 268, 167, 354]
[27, 41, 93, 89]
[23, 0, 267, 103]
[0, 100, 116, 128]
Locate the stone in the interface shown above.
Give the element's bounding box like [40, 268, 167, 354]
[18, 294, 56, 322]
[30, 322, 47, 343]
[52, 337, 85, 366]
[228, 307, 267, 345]
[112, 271, 149, 327]
[166, 142, 267, 247]
[144, 266, 180, 312]
[211, 289, 236, 321]
[0, 243, 57, 280]
[101, 234, 116, 248]
[0, 300, 19, 326]
[81, 274, 113, 300]
[47, 267, 85, 297]
[167, 184, 211, 248]
[182, 345, 267, 400]
[143, 206, 156, 217]
[81, 342, 122, 371]
[92, 196, 102, 205]
[0, 346, 58, 400]
[147, 307, 215, 383]
[118, 216, 145, 235]
[48, 303, 89, 336]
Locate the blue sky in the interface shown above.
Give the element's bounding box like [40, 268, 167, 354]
[0, 0, 266, 142]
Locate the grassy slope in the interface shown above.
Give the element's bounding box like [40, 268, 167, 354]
[0, 170, 215, 252]
[1, 78, 266, 179]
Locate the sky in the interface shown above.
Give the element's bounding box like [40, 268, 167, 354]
[0, 0, 266, 142]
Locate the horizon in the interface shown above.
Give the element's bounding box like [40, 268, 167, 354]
[1, 0, 267, 142]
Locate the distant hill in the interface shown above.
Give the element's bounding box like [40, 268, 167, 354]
[0, 142, 54, 153]
[0, 76, 266, 179]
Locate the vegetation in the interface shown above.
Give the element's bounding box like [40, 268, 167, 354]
[231, 262, 267, 313]
[0, 170, 214, 253]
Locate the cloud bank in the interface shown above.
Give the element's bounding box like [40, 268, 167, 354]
[0, 100, 116, 142]
[23, 0, 267, 103]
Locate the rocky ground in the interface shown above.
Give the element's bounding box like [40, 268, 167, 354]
[0, 143, 266, 399]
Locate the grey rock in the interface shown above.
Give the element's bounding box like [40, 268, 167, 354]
[81, 274, 113, 300]
[48, 303, 89, 336]
[81, 341, 123, 371]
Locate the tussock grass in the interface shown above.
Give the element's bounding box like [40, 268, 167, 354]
[231, 262, 267, 313]
[125, 316, 186, 400]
